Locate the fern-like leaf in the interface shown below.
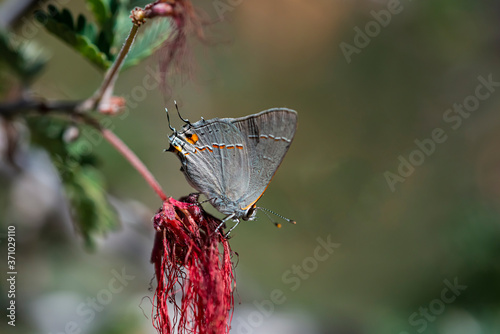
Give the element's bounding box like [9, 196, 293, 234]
[122, 19, 172, 69]
[27, 117, 119, 249]
[85, 0, 111, 28]
[35, 7, 111, 70]
[0, 30, 47, 81]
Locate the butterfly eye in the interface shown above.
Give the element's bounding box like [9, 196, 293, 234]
[185, 133, 199, 145]
[243, 204, 257, 221]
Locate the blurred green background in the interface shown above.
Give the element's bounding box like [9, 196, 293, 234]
[2, 0, 500, 333]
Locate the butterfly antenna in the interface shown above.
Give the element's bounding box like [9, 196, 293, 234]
[174, 100, 191, 125]
[257, 207, 296, 228]
[198, 197, 215, 205]
[260, 209, 281, 228]
[165, 108, 176, 132]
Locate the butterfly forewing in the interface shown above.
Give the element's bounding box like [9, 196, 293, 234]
[169, 108, 297, 219]
[178, 119, 251, 213]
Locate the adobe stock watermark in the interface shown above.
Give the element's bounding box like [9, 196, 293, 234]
[400, 277, 467, 334]
[213, 0, 244, 20]
[48, 267, 135, 334]
[4, 0, 162, 160]
[3, 0, 74, 72]
[10, 2, 189, 168]
[6, 0, 72, 45]
[234, 235, 340, 333]
[51, 62, 164, 181]
[61, 62, 165, 164]
[384, 73, 500, 192]
[340, 0, 409, 64]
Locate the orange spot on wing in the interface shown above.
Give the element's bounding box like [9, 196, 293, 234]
[185, 133, 199, 145]
[197, 147, 213, 153]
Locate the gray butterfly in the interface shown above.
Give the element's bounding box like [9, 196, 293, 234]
[167, 108, 298, 234]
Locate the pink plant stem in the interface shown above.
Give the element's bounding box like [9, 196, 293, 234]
[101, 128, 168, 201]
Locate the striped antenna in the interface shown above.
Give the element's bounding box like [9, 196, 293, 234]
[257, 206, 296, 228]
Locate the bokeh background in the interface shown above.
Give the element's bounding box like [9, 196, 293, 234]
[2, 0, 500, 333]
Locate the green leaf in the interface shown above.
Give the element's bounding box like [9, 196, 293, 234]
[111, 5, 133, 54]
[86, 0, 125, 58]
[27, 117, 119, 249]
[122, 19, 172, 69]
[96, 29, 111, 55]
[36, 3, 171, 72]
[60, 8, 74, 30]
[126, 0, 150, 10]
[64, 166, 118, 249]
[85, 0, 117, 56]
[76, 14, 87, 34]
[79, 15, 98, 42]
[35, 9, 111, 70]
[0, 30, 48, 81]
[109, 0, 121, 15]
[85, 0, 111, 28]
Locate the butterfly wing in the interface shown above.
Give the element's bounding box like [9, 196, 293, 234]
[230, 108, 298, 210]
[176, 118, 251, 214]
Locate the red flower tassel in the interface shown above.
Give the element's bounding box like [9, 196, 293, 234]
[151, 194, 235, 334]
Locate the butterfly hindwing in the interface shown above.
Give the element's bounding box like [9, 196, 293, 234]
[230, 108, 298, 210]
[169, 108, 297, 219]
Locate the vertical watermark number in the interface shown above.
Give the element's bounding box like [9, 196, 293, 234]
[6, 225, 16, 326]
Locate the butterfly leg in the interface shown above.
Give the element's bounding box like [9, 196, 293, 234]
[224, 219, 240, 238]
[215, 213, 235, 234]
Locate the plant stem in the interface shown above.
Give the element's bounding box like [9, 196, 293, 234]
[0, 97, 168, 201]
[0, 4, 173, 201]
[97, 124, 168, 202]
[78, 24, 140, 112]
[0, 98, 80, 117]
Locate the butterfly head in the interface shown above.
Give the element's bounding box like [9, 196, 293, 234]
[242, 204, 257, 221]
